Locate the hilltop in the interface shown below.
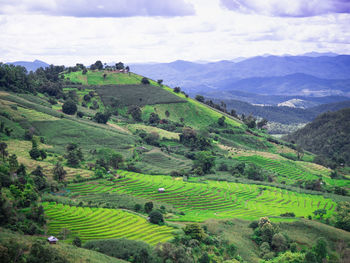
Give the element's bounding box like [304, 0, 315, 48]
[0, 62, 349, 263]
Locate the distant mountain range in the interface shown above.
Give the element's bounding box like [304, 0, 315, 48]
[6, 60, 49, 72]
[130, 54, 350, 103]
[211, 99, 350, 125]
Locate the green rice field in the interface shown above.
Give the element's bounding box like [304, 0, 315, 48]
[67, 171, 337, 222]
[42, 202, 175, 245]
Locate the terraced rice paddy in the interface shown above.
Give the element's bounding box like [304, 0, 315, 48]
[67, 171, 337, 222]
[42, 202, 175, 245]
[234, 155, 349, 187]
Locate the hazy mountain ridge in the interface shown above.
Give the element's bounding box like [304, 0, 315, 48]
[6, 59, 49, 72]
[131, 55, 350, 103]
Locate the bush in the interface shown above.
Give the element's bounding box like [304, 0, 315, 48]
[83, 239, 156, 263]
[149, 210, 164, 225]
[93, 112, 111, 124]
[72, 237, 82, 247]
[141, 77, 150, 85]
[62, 100, 77, 115]
[77, 111, 84, 118]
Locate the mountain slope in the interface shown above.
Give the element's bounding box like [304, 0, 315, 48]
[6, 59, 49, 72]
[285, 108, 350, 165]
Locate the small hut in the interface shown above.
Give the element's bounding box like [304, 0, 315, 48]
[47, 236, 58, 244]
[158, 188, 165, 193]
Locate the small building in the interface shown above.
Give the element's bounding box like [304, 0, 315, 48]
[158, 188, 165, 193]
[47, 236, 58, 244]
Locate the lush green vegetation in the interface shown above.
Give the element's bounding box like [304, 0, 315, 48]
[1, 61, 350, 263]
[285, 108, 350, 167]
[43, 202, 175, 245]
[67, 170, 337, 222]
[94, 84, 186, 107]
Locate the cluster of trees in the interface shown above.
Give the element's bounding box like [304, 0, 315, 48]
[0, 63, 66, 96]
[0, 146, 49, 235]
[179, 127, 211, 150]
[0, 239, 68, 263]
[88, 60, 129, 72]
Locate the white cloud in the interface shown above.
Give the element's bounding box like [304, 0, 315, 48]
[0, 0, 349, 65]
[0, 0, 195, 17]
[220, 0, 350, 17]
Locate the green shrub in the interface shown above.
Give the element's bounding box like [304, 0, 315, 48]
[83, 239, 156, 263]
[149, 210, 164, 225]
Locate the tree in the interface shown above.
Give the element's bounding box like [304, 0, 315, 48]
[257, 118, 268, 129]
[0, 142, 8, 161]
[149, 210, 164, 225]
[313, 238, 328, 263]
[157, 79, 163, 86]
[73, 237, 82, 247]
[8, 154, 18, 175]
[53, 162, 67, 182]
[29, 147, 40, 160]
[335, 201, 350, 231]
[313, 209, 327, 219]
[128, 105, 142, 122]
[65, 143, 83, 167]
[94, 60, 103, 70]
[194, 151, 215, 174]
[39, 150, 47, 160]
[195, 95, 204, 102]
[183, 223, 205, 240]
[109, 153, 124, 169]
[144, 202, 153, 213]
[218, 116, 225, 126]
[271, 233, 287, 252]
[296, 145, 304, 160]
[173, 87, 181, 93]
[148, 113, 160, 124]
[199, 252, 210, 263]
[141, 77, 150, 85]
[82, 68, 87, 75]
[62, 100, 77, 115]
[115, 62, 124, 70]
[94, 112, 111, 124]
[125, 65, 130, 72]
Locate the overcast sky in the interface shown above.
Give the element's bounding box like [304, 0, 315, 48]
[1, 0, 350, 65]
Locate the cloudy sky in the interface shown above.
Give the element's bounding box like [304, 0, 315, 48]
[1, 0, 350, 65]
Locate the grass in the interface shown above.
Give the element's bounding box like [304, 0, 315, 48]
[66, 171, 337, 222]
[42, 202, 175, 245]
[6, 139, 93, 180]
[94, 84, 186, 107]
[0, 227, 127, 263]
[127, 124, 180, 140]
[142, 99, 241, 130]
[136, 148, 192, 174]
[64, 70, 151, 86]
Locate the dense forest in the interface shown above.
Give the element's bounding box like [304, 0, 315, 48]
[285, 108, 350, 166]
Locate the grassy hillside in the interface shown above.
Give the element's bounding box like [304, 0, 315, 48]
[0, 228, 127, 263]
[285, 108, 350, 166]
[1, 66, 349, 263]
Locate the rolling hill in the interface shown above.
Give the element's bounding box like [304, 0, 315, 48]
[1, 65, 349, 263]
[285, 108, 350, 166]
